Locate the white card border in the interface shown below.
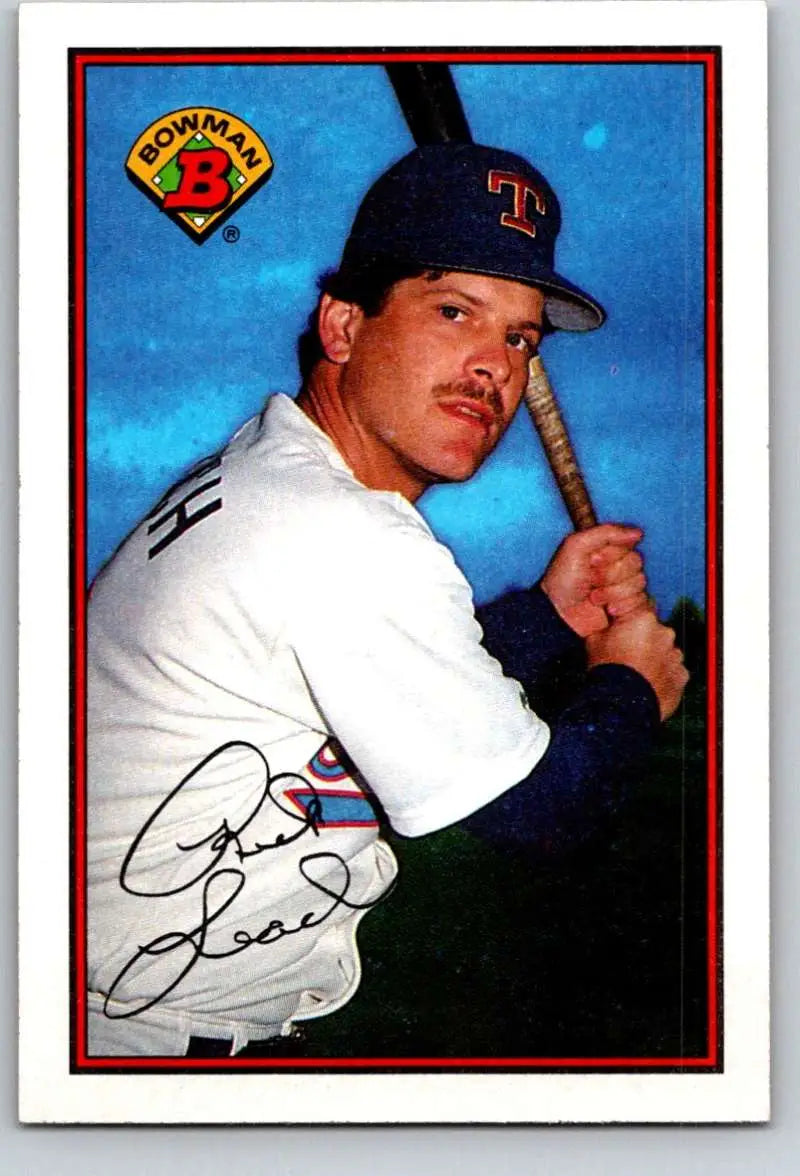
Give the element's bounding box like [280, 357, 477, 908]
[18, 0, 769, 1124]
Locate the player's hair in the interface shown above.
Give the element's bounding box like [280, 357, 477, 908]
[297, 262, 443, 383]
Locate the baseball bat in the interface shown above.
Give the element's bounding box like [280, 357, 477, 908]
[385, 64, 598, 531]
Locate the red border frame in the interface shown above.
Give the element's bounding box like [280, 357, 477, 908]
[71, 47, 721, 1073]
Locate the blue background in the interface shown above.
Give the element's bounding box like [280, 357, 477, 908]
[85, 61, 706, 609]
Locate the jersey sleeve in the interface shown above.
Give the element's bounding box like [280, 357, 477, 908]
[285, 498, 550, 838]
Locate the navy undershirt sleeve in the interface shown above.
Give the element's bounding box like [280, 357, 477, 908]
[476, 583, 587, 721]
[462, 663, 660, 853]
[467, 585, 661, 854]
[475, 582, 581, 687]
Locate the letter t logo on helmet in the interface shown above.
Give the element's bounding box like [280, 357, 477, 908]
[487, 169, 548, 238]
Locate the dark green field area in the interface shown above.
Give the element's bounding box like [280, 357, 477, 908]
[266, 603, 711, 1062]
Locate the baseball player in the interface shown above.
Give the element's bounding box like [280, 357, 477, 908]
[87, 142, 688, 1057]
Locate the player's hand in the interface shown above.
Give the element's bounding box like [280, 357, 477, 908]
[540, 524, 648, 637]
[585, 608, 689, 721]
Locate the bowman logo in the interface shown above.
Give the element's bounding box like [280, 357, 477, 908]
[125, 107, 273, 243]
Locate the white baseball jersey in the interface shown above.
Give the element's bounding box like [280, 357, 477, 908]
[87, 393, 550, 1055]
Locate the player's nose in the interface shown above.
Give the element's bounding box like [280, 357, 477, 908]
[466, 336, 512, 389]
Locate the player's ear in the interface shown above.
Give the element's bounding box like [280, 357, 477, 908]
[318, 294, 363, 364]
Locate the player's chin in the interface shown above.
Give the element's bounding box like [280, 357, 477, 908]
[424, 445, 490, 484]
[434, 432, 500, 480]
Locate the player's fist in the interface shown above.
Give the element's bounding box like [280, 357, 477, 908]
[541, 523, 647, 637]
[585, 609, 689, 721]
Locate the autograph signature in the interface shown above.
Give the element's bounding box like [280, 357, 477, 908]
[104, 741, 392, 1019]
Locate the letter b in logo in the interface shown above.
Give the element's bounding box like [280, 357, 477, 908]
[163, 147, 233, 212]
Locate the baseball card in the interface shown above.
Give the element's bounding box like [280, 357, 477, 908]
[17, 0, 769, 1124]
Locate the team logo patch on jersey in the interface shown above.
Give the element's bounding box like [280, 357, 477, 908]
[285, 788, 379, 829]
[125, 108, 273, 243]
[286, 741, 379, 828]
[307, 743, 350, 782]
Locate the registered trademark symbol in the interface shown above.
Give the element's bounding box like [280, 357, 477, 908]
[222, 225, 240, 243]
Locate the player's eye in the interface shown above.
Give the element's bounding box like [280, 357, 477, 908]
[439, 304, 467, 322]
[506, 331, 538, 354]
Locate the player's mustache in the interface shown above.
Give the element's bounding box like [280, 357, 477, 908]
[433, 379, 503, 419]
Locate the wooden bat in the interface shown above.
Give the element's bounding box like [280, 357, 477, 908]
[522, 355, 597, 530]
[385, 63, 598, 531]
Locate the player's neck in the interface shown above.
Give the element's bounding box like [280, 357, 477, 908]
[297, 368, 428, 503]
